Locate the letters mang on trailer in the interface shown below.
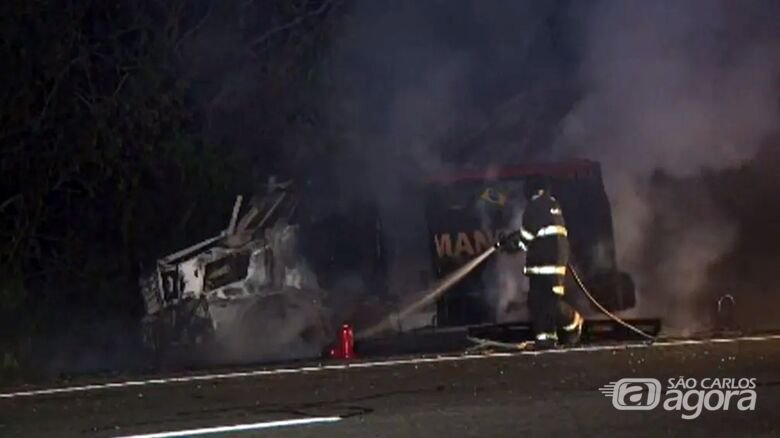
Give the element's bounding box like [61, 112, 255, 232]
[434, 230, 503, 259]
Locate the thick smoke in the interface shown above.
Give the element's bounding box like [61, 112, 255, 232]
[177, 1, 780, 352]
[558, 0, 780, 332]
[328, 1, 780, 334]
[327, 2, 574, 313]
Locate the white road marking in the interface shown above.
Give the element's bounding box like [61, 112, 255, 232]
[113, 416, 342, 438]
[2, 334, 779, 400]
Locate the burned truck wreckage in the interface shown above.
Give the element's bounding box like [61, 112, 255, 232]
[139, 178, 387, 363]
[139, 160, 639, 363]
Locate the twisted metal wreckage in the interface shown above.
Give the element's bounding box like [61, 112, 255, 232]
[139, 179, 335, 362]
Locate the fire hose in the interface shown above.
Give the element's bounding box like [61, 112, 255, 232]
[357, 246, 497, 339]
[568, 262, 656, 342]
[359, 244, 656, 347]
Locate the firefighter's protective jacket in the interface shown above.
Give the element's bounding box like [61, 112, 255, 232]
[513, 190, 570, 275]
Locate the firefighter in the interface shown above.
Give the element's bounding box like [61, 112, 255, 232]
[497, 177, 583, 348]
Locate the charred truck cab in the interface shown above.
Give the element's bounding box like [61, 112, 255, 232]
[425, 160, 636, 326]
[139, 178, 387, 363]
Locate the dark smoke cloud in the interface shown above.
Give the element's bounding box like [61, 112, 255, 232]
[327, 0, 780, 334]
[179, 1, 780, 343]
[327, 1, 575, 300]
[558, 0, 780, 332]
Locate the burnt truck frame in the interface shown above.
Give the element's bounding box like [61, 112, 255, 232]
[138, 179, 387, 361]
[425, 159, 636, 326]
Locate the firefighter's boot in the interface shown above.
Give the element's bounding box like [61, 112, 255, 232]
[559, 311, 583, 346]
[533, 332, 558, 350]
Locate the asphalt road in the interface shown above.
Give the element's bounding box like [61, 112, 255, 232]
[2, 335, 780, 437]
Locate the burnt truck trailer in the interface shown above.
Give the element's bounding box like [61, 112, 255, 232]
[425, 159, 636, 327]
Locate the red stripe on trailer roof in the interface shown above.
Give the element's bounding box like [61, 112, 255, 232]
[427, 159, 597, 185]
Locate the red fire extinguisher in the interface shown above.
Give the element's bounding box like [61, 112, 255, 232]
[329, 323, 355, 360]
[340, 323, 354, 359]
